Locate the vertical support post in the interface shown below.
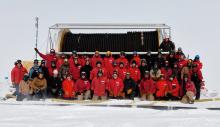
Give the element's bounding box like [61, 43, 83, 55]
[35, 17, 39, 59]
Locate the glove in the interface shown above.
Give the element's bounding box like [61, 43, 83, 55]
[34, 48, 39, 53]
[127, 89, 132, 94]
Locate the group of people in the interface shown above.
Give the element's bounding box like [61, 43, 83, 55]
[11, 37, 204, 104]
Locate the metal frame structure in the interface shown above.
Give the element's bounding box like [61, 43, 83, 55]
[47, 23, 171, 55]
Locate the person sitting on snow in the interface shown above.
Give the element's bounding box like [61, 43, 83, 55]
[17, 74, 32, 101]
[108, 71, 124, 99]
[166, 75, 180, 100]
[140, 71, 155, 101]
[30, 71, 47, 100]
[62, 74, 75, 99]
[75, 72, 91, 100]
[181, 74, 196, 104]
[91, 70, 108, 100]
[123, 72, 137, 100]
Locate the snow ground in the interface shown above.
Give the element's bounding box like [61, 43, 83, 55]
[1, 83, 220, 127]
[0, 104, 220, 127]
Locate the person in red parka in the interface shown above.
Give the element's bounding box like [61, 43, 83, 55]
[56, 53, 66, 71]
[70, 57, 82, 81]
[90, 61, 107, 80]
[193, 55, 203, 70]
[155, 75, 169, 100]
[69, 50, 82, 67]
[160, 61, 172, 80]
[116, 51, 129, 68]
[34, 48, 57, 70]
[127, 60, 141, 83]
[140, 71, 156, 101]
[75, 72, 91, 100]
[130, 51, 141, 66]
[167, 75, 180, 100]
[103, 51, 114, 78]
[62, 74, 75, 99]
[91, 51, 103, 68]
[181, 75, 196, 104]
[108, 71, 124, 99]
[108, 61, 119, 79]
[11, 60, 28, 96]
[91, 70, 108, 100]
[118, 62, 127, 80]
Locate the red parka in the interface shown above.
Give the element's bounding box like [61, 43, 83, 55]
[155, 80, 169, 97]
[90, 67, 107, 80]
[127, 67, 141, 82]
[70, 64, 82, 81]
[130, 55, 141, 66]
[118, 67, 127, 80]
[62, 79, 75, 98]
[167, 78, 180, 97]
[140, 78, 156, 95]
[38, 52, 57, 69]
[11, 65, 28, 85]
[91, 76, 108, 96]
[116, 57, 129, 68]
[185, 81, 197, 95]
[91, 55, 103, 68]
[108, 77, 124, 97]
[75, 79, 90, 93]
[161, 67, 173, 80]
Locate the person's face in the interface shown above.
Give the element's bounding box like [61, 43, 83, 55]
[86, 61, 90, 65]
[97, 63, 101, 68]
[95, 52, 99, 57]
[126, 74, 130, 79]
[184, 77, 188, 82]
[170, 54, 174, 58]
[120, 54, 125, 58]
[144, 74, 149, 78]
[154, 64, 158, 69]
[165, 38, 169, 42]
[74, 59, 78, 64]
[119, 64, 124, 68]
[98, 73, 103, 77]
[169, 77, 174, 81]
[41, 63, 45, 67]
[180, 55, 184, 60]
[113, 74, 118, 79]
[132, 63, 136, 67]
[141, 62, 146, 66]
[81, 75, 86, 79]
[67, 76, 71, 80]
[17, 63, 22, 67]
[39, 73, 43, 78]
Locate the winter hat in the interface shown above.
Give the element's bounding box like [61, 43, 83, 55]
[131, 60, 137, 64]
[96, 61, 102, 65]
[34, 59, 38, 64]
[17, 60, 22, 64]
[106, 51, 111, 55]
[41, 60, 46, 64]
[50, 49, 55, 54]
[195, 55, 200, 60]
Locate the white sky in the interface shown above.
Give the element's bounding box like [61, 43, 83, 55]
[0, 0, 220, 91]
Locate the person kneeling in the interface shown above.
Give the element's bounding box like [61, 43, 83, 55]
[17, 74, 32, 101]
[75, 72, 91, 100]
[62, 74, 75, 99]
[30, 72, 47, 100]
[91, 70, 108, 100]
[166, 75, 180, 100]
[181, 75, 197, 104]
[108, 71, 124, 99]
[140, 71, 156, 101]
